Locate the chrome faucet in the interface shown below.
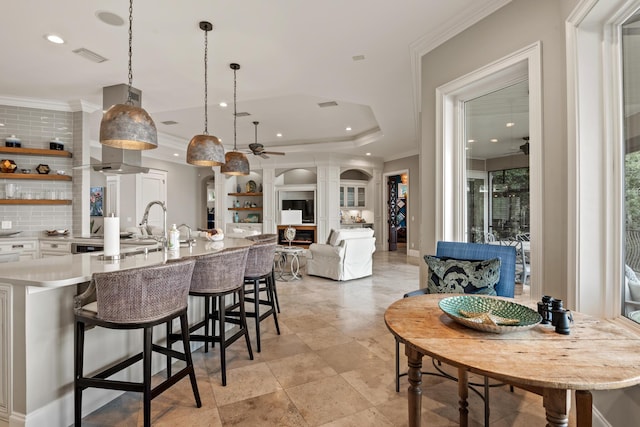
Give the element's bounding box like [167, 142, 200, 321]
[139, 200, 167, 247]
[177, 223, 194, 245]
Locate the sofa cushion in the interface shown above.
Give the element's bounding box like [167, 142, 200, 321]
[331, 228, 374, 246]
[424, 255, 501, 295]
[326, 229, 337, 245]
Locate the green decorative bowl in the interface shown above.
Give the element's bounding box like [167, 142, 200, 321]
[439, 295, 542, 334]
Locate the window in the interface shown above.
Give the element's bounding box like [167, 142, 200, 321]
[622, 10, 640, 321]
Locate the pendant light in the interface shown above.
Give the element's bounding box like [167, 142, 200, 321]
[186, 21, 225, 166]
[99, 0, 158, 150]
[221, 63, 250, 176]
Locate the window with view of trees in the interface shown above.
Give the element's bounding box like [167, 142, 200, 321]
[622, 11, 640, 322]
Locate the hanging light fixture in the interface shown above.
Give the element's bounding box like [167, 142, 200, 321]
[99, 0, 158, 150]
[186, 21, 225, 166]
[221, 63, 250, 176]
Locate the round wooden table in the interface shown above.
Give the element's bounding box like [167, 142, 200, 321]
[384, 294, 640, 427]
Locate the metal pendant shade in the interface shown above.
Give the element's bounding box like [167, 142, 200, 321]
[221, 63, 250, 176]
[99, 0, 157, 150]
[221, 150, 250, 176]
[186, 21, 225, 166]
[100, 104, 158, 150]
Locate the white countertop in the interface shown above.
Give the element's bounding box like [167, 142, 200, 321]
[0, 237, 252, 288]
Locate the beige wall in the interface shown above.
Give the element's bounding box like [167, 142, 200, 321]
[420, 0, 573, 299]
[384, 155, 420, 253]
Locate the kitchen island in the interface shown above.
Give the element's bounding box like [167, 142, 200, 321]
[0, 237, 252, 427]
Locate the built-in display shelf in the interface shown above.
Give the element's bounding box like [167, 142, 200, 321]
[0, 147, 72, 158]
[228, 207, 262, 211]
[228, 192, 262, 197]
[0, 173, 71, 181]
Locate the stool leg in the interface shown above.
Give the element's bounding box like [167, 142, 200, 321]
[143, 326, 153, 427]
[74, 320, 85, 426]
[271, 267, 281, 313]
[268, 274, 280, 335]
[239, 288, 254, 361]
[218, 295, 228, 386]
[252, 278, 262, 352]
[180, 312, 202, 407]
[204, 296, 211, 353]
[166, 320, 173, 378]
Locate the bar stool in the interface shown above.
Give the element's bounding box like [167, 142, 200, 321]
[168, 246, 252, 386]
[74, 259, 200, 427]
[245, 234, 281, 312]
[229, 240, 280, 352]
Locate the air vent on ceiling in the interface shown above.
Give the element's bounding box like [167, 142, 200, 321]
[72, 48, 108, 63]
[318, 101, 338, 108]
[352, 55, 366, 61]
[235, 112, 251, 117]
[161, 120, 178, 125]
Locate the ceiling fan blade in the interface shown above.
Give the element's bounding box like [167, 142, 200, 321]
[263, 151, 285, 156]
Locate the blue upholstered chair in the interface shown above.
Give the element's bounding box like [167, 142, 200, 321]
[394, 241, 517, 425]
[435, 241, 517, 297]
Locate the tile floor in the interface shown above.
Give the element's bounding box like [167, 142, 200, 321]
[81, 251, 573, 426]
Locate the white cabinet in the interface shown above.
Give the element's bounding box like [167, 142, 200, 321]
[0, 239, 37, 261]
[39, 241, 72, 257]
[340, 182, 366, 208]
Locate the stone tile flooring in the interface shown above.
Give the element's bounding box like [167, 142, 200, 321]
[81, 250, 573, 426]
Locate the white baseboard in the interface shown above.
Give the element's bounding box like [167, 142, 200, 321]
[408, 248, 420, 257]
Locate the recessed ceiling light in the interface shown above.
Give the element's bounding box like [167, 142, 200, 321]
[45, 34, 65, 44]
[506, 122, 515, 127]
[490, 138, 498, 143]
[366, 152, 371, 156]
[345, 127, 352, 131]
[276, 133, 283, 137]
[173, 153, 179, 157]
[0, 123, 4, 127]
[219, 102, 228, 108]
[467, 139, 475, 143]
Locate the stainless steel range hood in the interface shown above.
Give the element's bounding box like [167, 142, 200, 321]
[93, 84, 150, 174]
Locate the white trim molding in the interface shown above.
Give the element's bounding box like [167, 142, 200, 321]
[435, 41, 543, 300]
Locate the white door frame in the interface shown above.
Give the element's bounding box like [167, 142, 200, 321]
[382, 169, 415, 255]
[435, 41, 543, 299]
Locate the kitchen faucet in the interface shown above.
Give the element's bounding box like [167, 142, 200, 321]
[177, 223, 194, 246]
[139, 200, 167, 247]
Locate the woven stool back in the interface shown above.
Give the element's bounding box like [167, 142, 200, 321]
[92, 259, 195, 324]
[244, 241, 277, 277]
[190, 246, 249, 294]
[245, 233, 278, 243]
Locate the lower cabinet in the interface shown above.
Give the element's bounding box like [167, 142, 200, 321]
[39, 241, 72, 257]
[0, 239, 38, 261]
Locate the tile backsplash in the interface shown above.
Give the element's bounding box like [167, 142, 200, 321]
[0, 104, 74, 237]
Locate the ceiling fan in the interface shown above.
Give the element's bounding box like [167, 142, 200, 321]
[247, 121, 285, 159]
[519, 136, 530, 155]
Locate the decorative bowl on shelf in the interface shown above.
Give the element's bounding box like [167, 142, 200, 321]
[438, 295, 542, 334]
[0, 159, 17, 173]
[21, 168, 31, 174]
[36, 164, 50, 174]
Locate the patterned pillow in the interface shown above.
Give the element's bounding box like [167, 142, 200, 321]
[423, 255, 501, 295]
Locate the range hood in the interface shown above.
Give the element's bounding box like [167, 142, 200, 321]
[92, 84, 150, 174]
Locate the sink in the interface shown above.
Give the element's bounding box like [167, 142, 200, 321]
[120, 238, 159, 246]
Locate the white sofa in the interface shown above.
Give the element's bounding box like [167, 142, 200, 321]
[307, 228, 376, 281]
